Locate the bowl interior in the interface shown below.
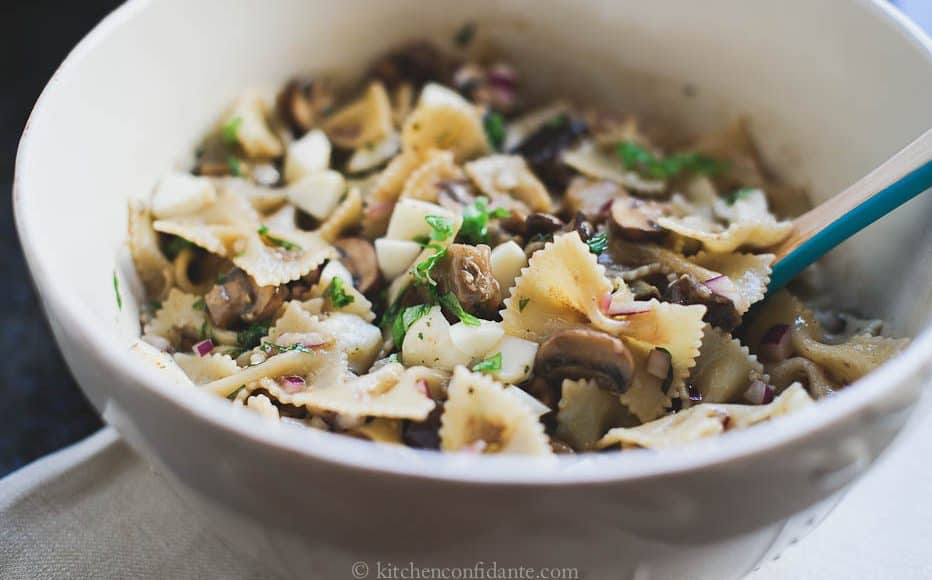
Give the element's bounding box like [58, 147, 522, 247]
[14, 0, 932, 475]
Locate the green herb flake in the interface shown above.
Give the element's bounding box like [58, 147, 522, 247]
[483, 111, 506, 151]
[227, 155, 242, 177]
[257, 224, 302, 251]
[192, 297, 206, 311]
[222, 116, 243, 146]
[545, 113, 568, 129]
[453, 21, 477, 48]
[226, 384, 246, 401]
[616, 141, 725, 180]
[112, 271, 122, 311]
[414, 245, 447, 287]
[457, 196, 511, 245]
[586, 232, 609, 254]
[518, 297, 530, 312]
[391, 303, 433, 349]
[439, 292, 481, 326]
[726, 187, 756, 205]
[424, 215, 454, 242]
[326, 277, 355, 308]
[471, 352, 502, 373]
[237, 322, 270, 350]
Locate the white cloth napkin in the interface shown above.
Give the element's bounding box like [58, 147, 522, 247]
[2, 412, 931, 579]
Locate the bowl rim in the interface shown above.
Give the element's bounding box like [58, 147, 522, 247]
[13, 0, 932, 485]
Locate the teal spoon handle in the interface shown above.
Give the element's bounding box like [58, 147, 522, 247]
[769, 128, 932, 292]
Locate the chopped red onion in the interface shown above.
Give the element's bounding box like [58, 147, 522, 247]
[607, 298, 653, 316]
[281, 375, 306, 394]
[192, 339, 214, 357]
[487, 63, 518, 89]
[744, 380, 775, 405]
[687, 383, 702, 403]
[703, 274, 741, 304]
[759, 323, 792, 363]
[415, 379, 429, 398]
[646, 347, 672, 380]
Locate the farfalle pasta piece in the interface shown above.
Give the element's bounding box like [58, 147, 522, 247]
[322, 82, 393, 149]
[619, 338, 676, 423]
[204, 348, 342, 399]
[144, 289, 208, 346]
[128, 201, 173, 299]
[440, 367, 552, 455]
[244, 394, 281, 421]
[401, 83, 489, 162]
[347, 419, 404, 444]
[656, 189, 792, 253]
[231, 227, 334, 287]
[556, 378, 633, 450]
[369, 151, 425, 204]
[562, 141, 666, 194]
[747, 291, 908, 387]
[225, 92, 283, 158]
[399, 150, 465, 202]
[213, 177, 287, 213]
[689, 326, 765, 403]
[692, 251, 773, 314]
[317, 187, 364, 242]
[173, 353, 241, 385]
[464, 155, 552, 212]
[296, 363, 436, 420]
[599, 383, 813, 449]
[768, 357, 836, 399]
[347, 131, 401, 174]
[152, 188, 260, 256]
[502, 232, 619, 341]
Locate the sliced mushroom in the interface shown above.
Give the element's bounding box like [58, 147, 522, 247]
[433, 243, 502, 317]
[277, 78, 334, 135]
[535, 329, 635, 394]
[510, 114, 588, 189]
[664, 273, 741, 331]
[609, 196, 666, 241]
[566, 212, 595, 244]
[368, 41, 456, 89]
[524, 213, 564, 238]
[333, 237, 381, 295]
[205, 269, 287, 329]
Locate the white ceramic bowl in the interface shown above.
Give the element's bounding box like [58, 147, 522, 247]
[15, 0, 932, 577]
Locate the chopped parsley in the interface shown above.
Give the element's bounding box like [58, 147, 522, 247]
[545, 113, 569, 129]
[424, 215, 454, 242]
[325, 277, 355, 308]
[237, 322, 269, 350]
[112, 271, 122, 311]
[226, 384, 246, 400]
[222, 116, 243, 146]
[586, 232, 609, 254]
[483, 111, 506, 151]
[453, 21, 477, 48]
[518, 297, 530, 312]
[391, 303, 433, 349]
[227, 155, 242, 177]
[192, 297, 206, 311]
[471, 352, 502, 373]
[257, 225, 302, 251]
[616, 141, 725, 180]
[438, 292, 480, 326]
[726, 187, 756, 205]
[414, 244, 447, 287]
[457, 196, 510, 245]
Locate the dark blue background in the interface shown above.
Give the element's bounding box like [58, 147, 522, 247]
[1, 1, 929, 477]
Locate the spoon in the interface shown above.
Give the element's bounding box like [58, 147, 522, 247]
[768, 127, 932, 292]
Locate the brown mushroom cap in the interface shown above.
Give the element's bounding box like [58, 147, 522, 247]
[665, 273, 741, 331]
[433, 243, 501, 318]
[332, 237, 381, 295]
[534, 328, 635, 394]
[276, 78, 334, 136]
[609, 196, 666, 242]
[205, 269, 287, 329]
